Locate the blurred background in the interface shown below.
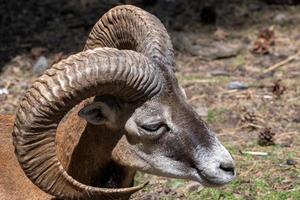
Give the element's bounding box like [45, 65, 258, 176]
[0, 0, 300, 199]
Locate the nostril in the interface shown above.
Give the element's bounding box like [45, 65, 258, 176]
[219, 163, 235, 175]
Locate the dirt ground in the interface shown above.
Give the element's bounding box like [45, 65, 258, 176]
[0, 0, 299, 199]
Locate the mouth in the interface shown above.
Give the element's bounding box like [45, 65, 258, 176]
[194, 167, 236, 187]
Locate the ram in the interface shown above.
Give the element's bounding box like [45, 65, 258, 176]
[0, 5, 235, 200]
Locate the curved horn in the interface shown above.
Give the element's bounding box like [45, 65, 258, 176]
[85, 5, 175, 71]
[12, 48, 161, 200]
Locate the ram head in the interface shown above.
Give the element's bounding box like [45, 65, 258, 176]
[12, 5, 235, 200]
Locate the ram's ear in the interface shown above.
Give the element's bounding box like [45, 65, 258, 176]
[78, 102, 117, 126]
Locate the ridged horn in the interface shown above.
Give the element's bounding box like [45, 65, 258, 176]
[85, 5, 175, 71]
[12, 48, 162, 200]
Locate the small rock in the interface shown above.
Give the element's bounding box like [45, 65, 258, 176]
[227, 81, 249, 90]
[194, 106, 208, 117]
[0, 88, 9, 95]
[171, 32, 198, 56]
[273, 13, 288, 25]
[286, 159, 297, 166]
[184, 182, 203, 193]
[210, 69, 230, 76]
[32, 56, 49, 75]
[196, 43, 242, 60]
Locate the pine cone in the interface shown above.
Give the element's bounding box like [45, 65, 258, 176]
[272, 79, 287, 97]
[252, 27, 275, 54]
[258, 127, 276, 146]
[241, 111, 258, 124]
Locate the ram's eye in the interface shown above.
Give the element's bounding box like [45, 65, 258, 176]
[141, 123, 164, 132]
[138, 121, 169, 140]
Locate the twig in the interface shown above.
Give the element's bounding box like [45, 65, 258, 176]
[236, 123, 264, 130]
[262, 51, 300, 74]
[240, 151, 268, 156]
[181, 78, 218, 84]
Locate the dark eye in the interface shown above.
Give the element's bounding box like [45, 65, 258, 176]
[139, 122, 170, 140]
[141, 123, 169, 132]
[141, 123, 164, 132]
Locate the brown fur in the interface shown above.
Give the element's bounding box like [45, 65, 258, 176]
[0, 102, 136, 200]
[0, 115, 51, 199]
[59, 101, 136, 189]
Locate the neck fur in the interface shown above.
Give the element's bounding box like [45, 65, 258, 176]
[56, 100, 135, 189]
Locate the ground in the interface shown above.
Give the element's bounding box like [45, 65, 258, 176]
[0, 1, 299, 199]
